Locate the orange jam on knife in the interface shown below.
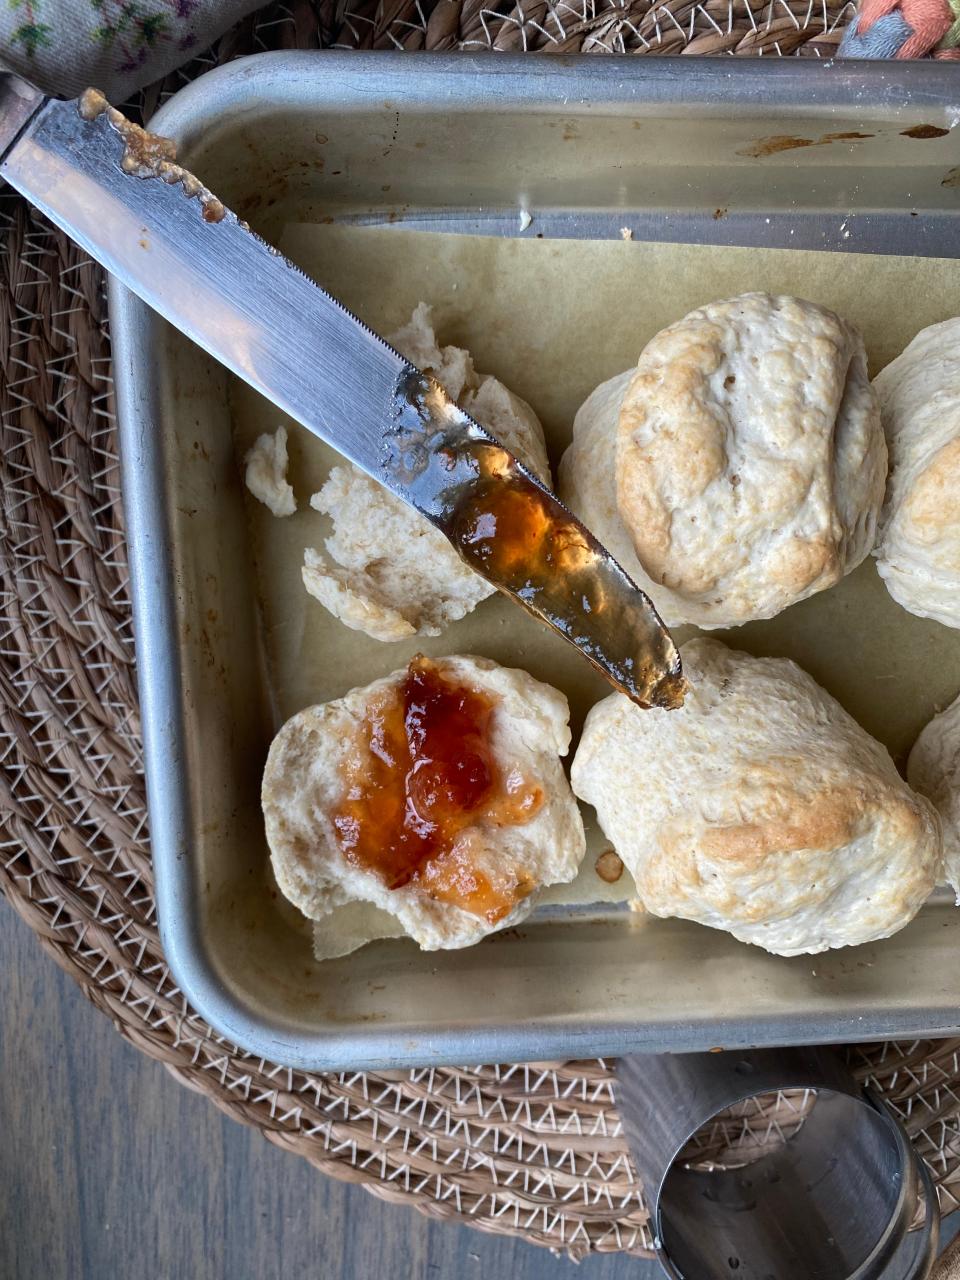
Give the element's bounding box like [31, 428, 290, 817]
[333, 655, 543, 923]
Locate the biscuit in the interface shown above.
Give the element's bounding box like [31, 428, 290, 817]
[908, 691, 960, 901]
[263, 654, 585, 950]
[873, 317, 960, 629]
[571, 637, 941, 955]
[559, 294, 885, 628]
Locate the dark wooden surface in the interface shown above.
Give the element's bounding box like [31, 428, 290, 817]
[3, 898, 957, 1280]
[0, 900, 660, 1280]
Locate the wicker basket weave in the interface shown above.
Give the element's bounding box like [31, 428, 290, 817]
[3, 4, 960, 1263]
[322, 0, 856, 56]
[207, 0, 857, 60]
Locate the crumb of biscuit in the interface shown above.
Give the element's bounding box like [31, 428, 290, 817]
[594, 849, 624, 883]
[244, 425, 296, 517]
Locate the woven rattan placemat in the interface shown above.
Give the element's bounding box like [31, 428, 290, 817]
[3, 5, 960, 1261]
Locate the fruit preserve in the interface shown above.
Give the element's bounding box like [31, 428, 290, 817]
[333, 655, 542, 922]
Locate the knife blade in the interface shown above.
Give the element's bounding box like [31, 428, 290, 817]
[0, 76, 685, 709]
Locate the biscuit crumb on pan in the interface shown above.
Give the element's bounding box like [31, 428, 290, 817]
[244, 425, 296, 517]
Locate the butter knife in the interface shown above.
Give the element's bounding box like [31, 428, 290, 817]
[0, 75, 684, 709]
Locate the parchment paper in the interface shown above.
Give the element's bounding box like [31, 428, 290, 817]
[229, 226, 960, 959]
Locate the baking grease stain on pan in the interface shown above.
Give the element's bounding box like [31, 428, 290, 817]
[902, 124, 951, 140]
[738, 132, 874, 158]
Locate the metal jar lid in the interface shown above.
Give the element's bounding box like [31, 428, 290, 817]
[617, 1047, 939, 1280]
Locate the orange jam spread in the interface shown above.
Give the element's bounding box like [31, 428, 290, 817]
[333, 655, 542, 923]
[458, 482, 555, 575]
[451, 462, 594, 585]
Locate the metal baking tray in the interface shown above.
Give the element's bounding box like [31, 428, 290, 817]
[110, 51, 960, 1071]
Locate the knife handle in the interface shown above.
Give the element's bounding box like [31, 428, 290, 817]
[0, 71, 46, 168]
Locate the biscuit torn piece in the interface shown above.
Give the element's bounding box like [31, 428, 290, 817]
[908, 691, 960, 901]
[389, 302, 477, 402]
[559, 293, 886, 629]
[305, 303, 551, 640]
[244, 425, 296, 517]
[263, 654, 585, 950]
[873, 317, 960, 630]
[302, 547, 416, 643]
[305, 472, 488, 639]
[572, 637, 942, 956]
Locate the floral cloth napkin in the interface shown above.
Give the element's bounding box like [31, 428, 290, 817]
[1, 0, 266, 99]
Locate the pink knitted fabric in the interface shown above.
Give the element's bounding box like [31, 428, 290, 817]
[855, 0, 953, 54]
